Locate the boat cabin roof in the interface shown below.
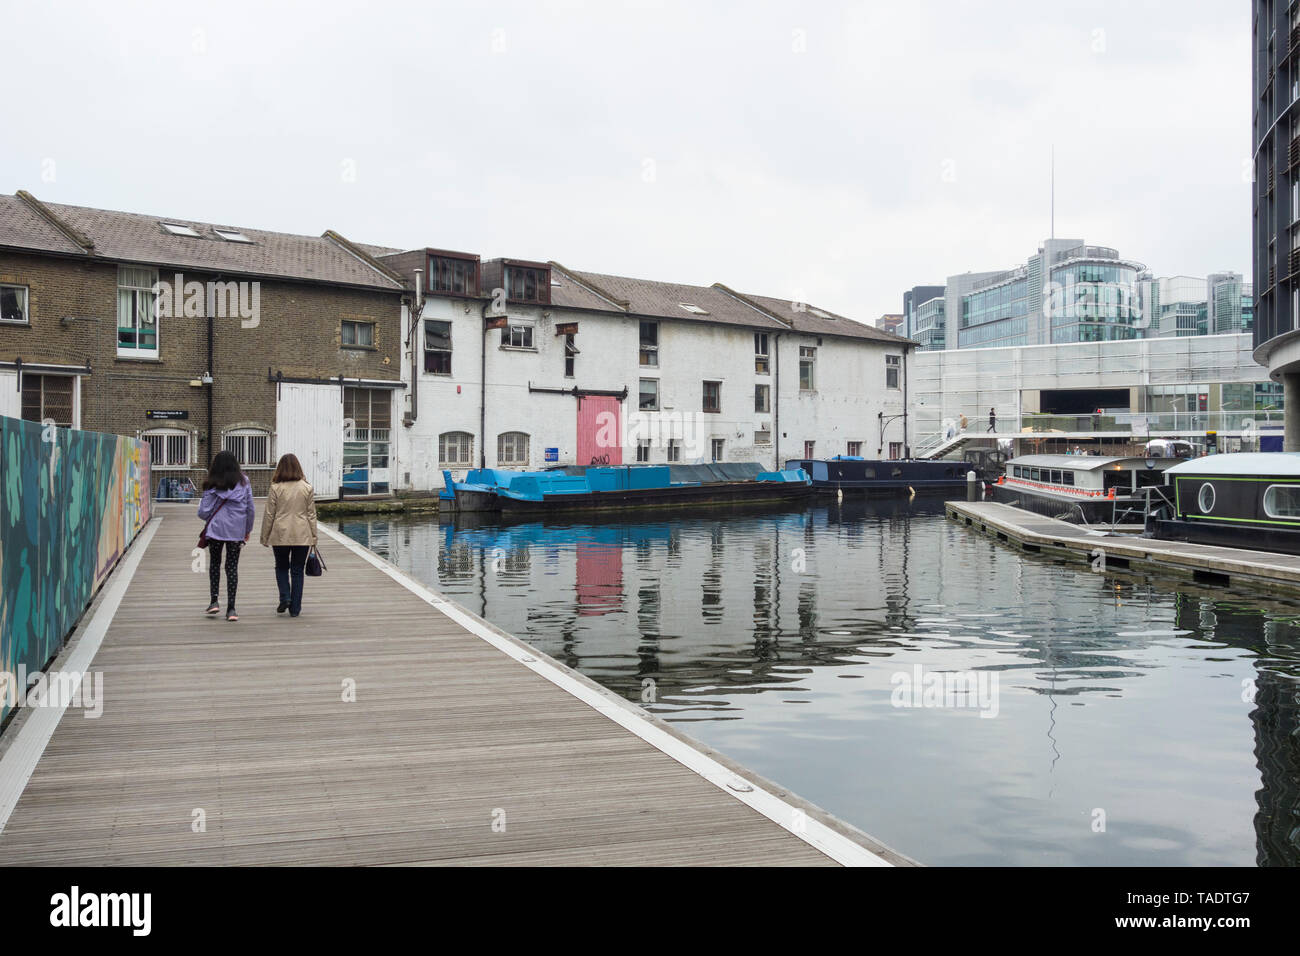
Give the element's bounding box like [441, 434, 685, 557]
[1008, 455, 1169, 472]
[1164, 452, 1300, 477]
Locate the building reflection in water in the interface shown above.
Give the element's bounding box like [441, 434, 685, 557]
[337, 497, 1300, 866]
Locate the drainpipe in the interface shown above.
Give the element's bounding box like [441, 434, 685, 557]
[479, 300, 489, 469]
[407, 268, 422, 427]
[206, 276, 216, 469]
[902, 345, 910, 458]
[773, 332, 781, 469]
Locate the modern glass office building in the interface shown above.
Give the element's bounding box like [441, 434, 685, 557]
[912, 295, 946, 350]
[916, 239, 1145, 350]
[1253, 0, 1300, 449]
[1208, 272, 1254, 333]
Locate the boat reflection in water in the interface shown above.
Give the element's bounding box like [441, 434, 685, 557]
[339, 498, 1300, 867]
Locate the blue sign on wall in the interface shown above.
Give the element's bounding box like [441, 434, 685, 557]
[545, 447, 559, 462]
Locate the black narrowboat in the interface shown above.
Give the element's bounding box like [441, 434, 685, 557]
[1146, 453, 1300, 555]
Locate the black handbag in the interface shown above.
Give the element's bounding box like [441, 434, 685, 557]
[305, 545, 326, 577]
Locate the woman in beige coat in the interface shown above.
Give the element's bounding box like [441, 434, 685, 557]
[260, 453, 318, 617]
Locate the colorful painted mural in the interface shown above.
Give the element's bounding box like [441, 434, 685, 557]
[0, 415, 150, 724]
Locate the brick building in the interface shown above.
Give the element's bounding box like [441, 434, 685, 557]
[0, 191, 408, 496]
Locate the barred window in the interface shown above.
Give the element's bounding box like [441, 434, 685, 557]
[223, 428, 273, 468]
[440, 431, 474, 467]
[497, 431, 530, 466]
[20, 374, 74, 428]
[143, 428, 191, 469]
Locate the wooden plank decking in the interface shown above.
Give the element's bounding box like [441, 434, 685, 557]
[947, 499, 1300, 594]
[0, 504, 900, 866]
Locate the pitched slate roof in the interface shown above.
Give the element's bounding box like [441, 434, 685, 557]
[550, 265, 788, 330]
[716, 287, 914, 346]
[0, 192, 406, 293]
[547, 262, 911, 345]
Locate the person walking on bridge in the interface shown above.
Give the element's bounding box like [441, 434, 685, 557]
[197, 450, 255, 621]
[260, 453, 318, 618]
[987, 407, 997, 433]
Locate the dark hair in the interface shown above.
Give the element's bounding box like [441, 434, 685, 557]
[203, 450, 246, 491]
[272, 453, 306, 483]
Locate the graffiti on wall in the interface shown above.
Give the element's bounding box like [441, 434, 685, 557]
[0, 415, 151, 724]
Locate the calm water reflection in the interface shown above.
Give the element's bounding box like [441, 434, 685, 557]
[339, 499, 1300, 866]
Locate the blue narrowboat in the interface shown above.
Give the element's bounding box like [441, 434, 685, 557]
[442, 462, 812, 513]
[785, 457, 972, 495]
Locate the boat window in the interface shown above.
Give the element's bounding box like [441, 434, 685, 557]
[1029, 468, 1040, 481]
[1263, 484, 1300, 518]
[863, 468, 876, 478]
[891, 467, 903, 478]
[1050, 469, 1062, 483]
[1012, 466, 1020, 477]
[1061, 471, 1074, 486]
[1198, 482, 1216, 514]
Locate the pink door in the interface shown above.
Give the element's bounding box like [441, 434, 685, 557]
[577, 395, 623, 466]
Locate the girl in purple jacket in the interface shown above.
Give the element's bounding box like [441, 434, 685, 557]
[197, 450, 256, 621]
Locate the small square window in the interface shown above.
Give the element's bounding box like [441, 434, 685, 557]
[505, 324, 534, 349]
[342, 320, 375, 348]
[1, 283, 28, 323]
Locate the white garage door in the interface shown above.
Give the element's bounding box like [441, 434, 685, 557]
[275, 383, 343, 498]
[0, 372, 19, 419]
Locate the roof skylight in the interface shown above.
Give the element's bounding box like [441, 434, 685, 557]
[678, 303, 710, 315]
[214, 228, 254, 243]
[160, 222, 201, 237]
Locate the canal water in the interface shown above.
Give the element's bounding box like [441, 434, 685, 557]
[338, 499, 1300, 866]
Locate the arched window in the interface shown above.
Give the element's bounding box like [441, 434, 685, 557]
[497, 431, 530, 467]
[142, 427, 193, 469]
[439, 431, 474, 467]
[222, 426, 273, 468]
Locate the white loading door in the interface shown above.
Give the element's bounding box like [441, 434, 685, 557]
[275, 383, 343, 498]
[0, 372, 19, 419]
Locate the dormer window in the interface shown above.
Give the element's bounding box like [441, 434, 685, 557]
[427, 252, 479, 297]
[160, 222, 201, 237]
[506, 264, 549, 304]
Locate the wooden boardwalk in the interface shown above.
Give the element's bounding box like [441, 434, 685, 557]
[0, 504, 902, 866]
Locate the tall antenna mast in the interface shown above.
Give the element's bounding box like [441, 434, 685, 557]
[1050, 144, 1055, 240]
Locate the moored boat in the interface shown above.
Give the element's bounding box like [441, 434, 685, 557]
[784, 457, 971, 495]
[1145, 452, 1300, 554]
[441, 462, 812, 513]
[991, 454, 1176, 523]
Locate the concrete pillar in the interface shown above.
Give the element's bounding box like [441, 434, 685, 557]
[1286, 372, 1300, 453]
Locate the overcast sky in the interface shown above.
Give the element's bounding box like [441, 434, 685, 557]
[1, 0, 1250, 322]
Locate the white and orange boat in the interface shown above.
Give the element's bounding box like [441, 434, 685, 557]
[991, 454, 1180, 524]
